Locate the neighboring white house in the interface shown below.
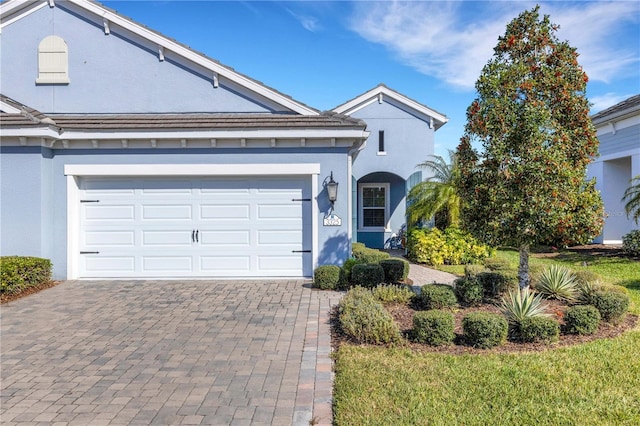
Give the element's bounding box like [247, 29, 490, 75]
[588, 94, 640, 244]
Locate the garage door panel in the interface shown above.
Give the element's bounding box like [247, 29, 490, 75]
[143, 256, 192, 272]
[85, 231, 135, 246]
[200, 230, 250, 246]
[84, 205, 135, 220]
[79, 176, 310, 278]
[142, 230, 192, 246]
[200, 204, 250, 220]
[200, 256, 251, 271]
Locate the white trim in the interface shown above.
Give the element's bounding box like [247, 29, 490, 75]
[358, 182, 391, 232]
[64, 163, 321, 279]
[376, 151, 387, 156]
[592, 148, 640, 163]
[333, 85, 448, 128]
[595, 114, 640, 135]
[0, 1, 47, 31]
[66, 175, 80, 280]
[347, 155, 353, 242]
[0, 100, 21, 114]
[64, 163, 320, 177]
[603, 240, 623, 245]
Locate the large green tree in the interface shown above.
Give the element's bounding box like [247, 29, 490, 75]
[406, 151, 461, 229]
[457, 6, 603, 289]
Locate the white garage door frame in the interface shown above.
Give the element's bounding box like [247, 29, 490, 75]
[64, 163, 320, 280]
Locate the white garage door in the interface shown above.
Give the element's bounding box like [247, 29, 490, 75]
[78, 177, 311, 278]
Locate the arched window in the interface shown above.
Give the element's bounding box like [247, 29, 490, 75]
[36, 35, 69, 84]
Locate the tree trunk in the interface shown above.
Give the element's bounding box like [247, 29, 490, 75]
[518, 244, 530, 290]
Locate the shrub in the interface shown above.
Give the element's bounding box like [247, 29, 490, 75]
[477, 272, 518, 297]
[515, 316, 559, 343]
[313, 265, 341, 290]
[406, 227, 492, 266]
[590, 290, 630, 323]
[412, 310, 455, 346]
[372, 284, 415, 305]
[379, 258, 410, 283]
[352, 243, 390, 263]
[483, 257, 512, 271]
[564, 305, 601, 335]
[464, 264, 487, 276]
[416, 284, 458, 310]
[338, 258, 365, 290]
[351, 263, 385, 288]
[0, 256, 52, 295]
[462, 312, 508, 349]
[534, 265, 579, 302]
[573, 269, 602, 286]
[338, 287, 402, 344]
[500, 287, 550, 325]
[454, 276, 484, 306]
[622, 229, 640, 256]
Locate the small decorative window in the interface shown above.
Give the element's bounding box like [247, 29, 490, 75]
[378, 130, 385, 152]
[359, 183, 390, 230]
[36, 35, 70, 84]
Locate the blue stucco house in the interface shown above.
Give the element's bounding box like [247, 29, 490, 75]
[587, 95, 640, 244]
[0, 0, 447, 280]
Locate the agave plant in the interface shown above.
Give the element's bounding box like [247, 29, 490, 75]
[534, 265, 578, 302]
[500, 287, 550, 325]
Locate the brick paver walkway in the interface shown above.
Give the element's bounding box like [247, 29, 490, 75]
[1, 280, 340, 426]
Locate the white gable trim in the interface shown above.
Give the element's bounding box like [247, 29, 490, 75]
[333, 85, 448, 129]
[0, 100, 21, 114]
[0, 0, 318, 115]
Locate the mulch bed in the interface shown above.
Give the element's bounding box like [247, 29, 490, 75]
[0, 281, 62, 304]
[332, 300, 638, 355]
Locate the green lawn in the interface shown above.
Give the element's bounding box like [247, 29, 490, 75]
[334, 253, 640, 425]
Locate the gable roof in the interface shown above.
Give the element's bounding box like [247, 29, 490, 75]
[0, 0, 318, 115]
[332, 84, 448, 130]
[591, 94, 640, 125]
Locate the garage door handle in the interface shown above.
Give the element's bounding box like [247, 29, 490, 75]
[191, 230, 195, 243]
[195, 230, 199, 242]
[80, 251, 100, 254]
[292, 250, 311, 253]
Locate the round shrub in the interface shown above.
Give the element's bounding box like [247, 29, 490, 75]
[462, 312, 508, 349]
[515, 316, 559, 343]
[412, 310, 455, 346]
[338, 286, 402, 344]
[313, 265, 340, 290]
[454, 276, 484, 306]
[591, 290, 630, 323]
[477, 272, 518, 297]
[352, 243, 391, 263]
[572, 269, 602, 286]
[351, 263, 385, 288]
[371, 284, 415, 305]
[416, 284, 458, 310]
[338, 258, 365, 290]
[622, 229, 640, 256]
[564, 305, 601, 335]
[379, 258, 410, 283]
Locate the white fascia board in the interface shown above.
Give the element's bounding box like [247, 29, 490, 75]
[0, 0, 45, 27]
[64, 0, 318, 116]
[0, 127, 59, 138]
[0, 101, 22, 114]
[334, 85, 448, 127]
[64, 163, 321, 177]
[58, 128, 367, 141]
[592, 106, 640, 127]
[592, 147, 640, 163]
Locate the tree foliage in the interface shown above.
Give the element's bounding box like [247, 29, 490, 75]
[456, 6, 603, 288]
[622, 175, 640, 224]
[407, 151, 461, 229]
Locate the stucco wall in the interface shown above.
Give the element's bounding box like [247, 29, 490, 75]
[1, 3, 281, 113]
[0, 147, 352, 279]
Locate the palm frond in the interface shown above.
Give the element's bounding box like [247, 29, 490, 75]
[622, 175, 640, 224]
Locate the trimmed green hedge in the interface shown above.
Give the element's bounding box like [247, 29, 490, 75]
[412, 310, 455, 346]
[313, 265, 341, 290]
[379, 258, 410, 283]
[338, 287, 401, 344]
[462, 312, 508, 349]
[1, 256, 52, 295]
[352, 243, 391, 263]
[351, 264, 385, 288]
[407, 227, 493, 266]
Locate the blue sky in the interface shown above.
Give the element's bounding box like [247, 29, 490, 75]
[103, 0, 640, 157]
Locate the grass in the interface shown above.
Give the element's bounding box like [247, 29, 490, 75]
[334, 331, 640, 425]
[334, 251, 640, 425]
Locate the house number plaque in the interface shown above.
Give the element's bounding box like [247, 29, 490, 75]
[323, 213, 342, 226]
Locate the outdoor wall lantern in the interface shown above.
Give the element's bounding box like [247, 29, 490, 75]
[326, 172, 339, 205]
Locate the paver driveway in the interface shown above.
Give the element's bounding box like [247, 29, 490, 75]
[1, 280, 339, 425]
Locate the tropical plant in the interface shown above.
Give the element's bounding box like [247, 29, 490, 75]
[534, 265, 579, 302]
[500, 287, 550, 325]
[407, 151, 461, 228]
[622, 175, 640, 224]
[456, 6, 604, 289]
[622, 229, 640, 256]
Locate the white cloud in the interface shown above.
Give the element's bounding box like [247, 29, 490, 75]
[286, 8, 321, 32]
[349, 1, 640, 91]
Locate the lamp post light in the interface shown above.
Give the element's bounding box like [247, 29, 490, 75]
[326, 172, 338, 205]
